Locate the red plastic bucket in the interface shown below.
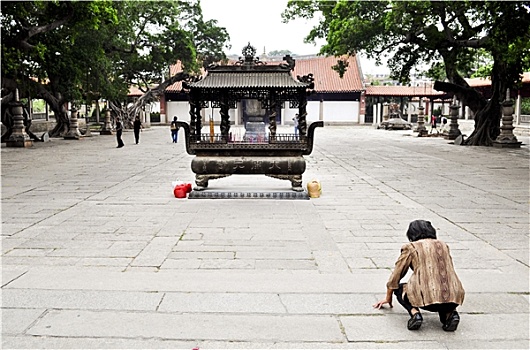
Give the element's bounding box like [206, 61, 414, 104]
[173, 185, 188, 198]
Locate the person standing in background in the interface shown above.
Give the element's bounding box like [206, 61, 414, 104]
[430, 115, 439, 134]
[115, 117, 124, 148]
[133, 116, 143, 144]
[170, 116, 179, 143]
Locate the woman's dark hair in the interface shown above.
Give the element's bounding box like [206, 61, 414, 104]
[406, 220, 437, 242]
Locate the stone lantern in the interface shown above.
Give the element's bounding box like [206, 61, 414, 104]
[100, 104, 114, 135]
[493, 89, 521, 148]
[6, 89, 33, 148]
[446, 96, 462, 141]
[64, 108, 82, 139]
[415, 98, 428, 136]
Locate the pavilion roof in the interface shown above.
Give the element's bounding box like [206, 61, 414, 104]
[187, 65, 308, 89]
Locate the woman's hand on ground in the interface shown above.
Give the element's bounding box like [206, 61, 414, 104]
[373, 299, 393, 309]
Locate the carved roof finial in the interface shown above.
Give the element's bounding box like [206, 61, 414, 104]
[242, 42, 256, 62]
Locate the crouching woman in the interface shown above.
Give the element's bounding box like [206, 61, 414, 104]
[373, 220, 465, 331]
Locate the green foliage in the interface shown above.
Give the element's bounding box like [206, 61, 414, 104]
[521, 98, 530, 115]
[283, 0, 530, 145]
[283, 0, 530, 88]
[332, 59, 349, 78]
[1, 0, 230, 107]
[32, 100, 46, 113]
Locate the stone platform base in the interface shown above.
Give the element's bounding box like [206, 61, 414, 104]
[492, 141, 522, 148]
[6, 140, 33, 148]
[188, 190, 309, 200]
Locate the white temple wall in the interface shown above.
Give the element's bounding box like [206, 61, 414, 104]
[166, 101, 190, 123]
[165, 100, 361, 125]
[320, 101, 360, 123]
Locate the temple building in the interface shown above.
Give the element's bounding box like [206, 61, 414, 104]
[163, 51, 364, 126]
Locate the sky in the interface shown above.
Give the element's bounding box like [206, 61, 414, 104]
[200, 0, 390, 75]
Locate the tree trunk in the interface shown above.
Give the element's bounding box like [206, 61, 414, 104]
[436, 50, 506, 146]
[463, 58, 504, 146]
[1, 91, 15, 142]
[464, 99, 501, 146]
[46, 98, 70, 137]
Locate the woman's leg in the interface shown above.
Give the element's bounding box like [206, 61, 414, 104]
[393, 283, 418, 317]
[394, 284, 423, 330]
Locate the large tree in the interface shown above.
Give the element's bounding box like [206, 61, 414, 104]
[106, 0, 229, 126]
[1, 0, 229, 137]
[283, 1, 530, 146]
[1, 1, 117, 137]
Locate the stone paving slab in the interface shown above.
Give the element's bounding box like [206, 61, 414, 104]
[2, 125, 529, 348]
[1, 336, 451, 349]
[26, 310, 345, 342]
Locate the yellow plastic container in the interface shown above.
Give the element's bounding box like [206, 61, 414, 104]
[307, 180, 321, 198]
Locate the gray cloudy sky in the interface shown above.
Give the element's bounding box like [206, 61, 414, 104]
[200, 0, 323, 56]
[199, 0, 389, 74]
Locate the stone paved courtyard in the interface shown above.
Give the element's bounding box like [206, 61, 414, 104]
[2, 124, 529, 349]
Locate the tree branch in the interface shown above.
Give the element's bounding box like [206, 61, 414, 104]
[15, 4, 74, 52]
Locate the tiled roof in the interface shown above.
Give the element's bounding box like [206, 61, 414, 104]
[166, 61, 187, 93]
[365, 85, 445, 97]
[128, 86, 144, 96]
[188, 71, 308, 89]
[293, 55, 364, 92]
[466, 77, 492, 87]
[466, 72, 530, 87]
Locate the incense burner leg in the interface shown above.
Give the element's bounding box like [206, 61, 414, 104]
[194, 174, 231, 191]
[290, 175, 303, 191]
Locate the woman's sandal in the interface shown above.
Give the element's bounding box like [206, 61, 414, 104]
[443, 311, 460, 332]
[407, 313, 423, 330]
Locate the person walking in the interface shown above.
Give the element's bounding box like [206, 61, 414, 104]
[170, 116, 179, 143]
[429, 115, 439, 134]
[293, 114, 299, 136]
[115, 117, 124, 148]
[133, 116, 143, 144]
[373, 220, 465, 331]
